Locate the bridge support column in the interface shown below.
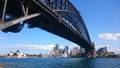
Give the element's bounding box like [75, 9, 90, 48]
[84, 46, 96, 58]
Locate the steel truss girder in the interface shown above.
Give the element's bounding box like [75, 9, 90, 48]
[0, 0, 92, 44]
[0, 0, 94, 57]
[54, 10, 90, 42]
[0, 13, 40, 30]
[0, 0, 41, 32]
[40, 0, 91, 43]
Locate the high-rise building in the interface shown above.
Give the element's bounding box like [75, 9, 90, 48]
[55, 44, 59, 50]
[63, 46, 69, 57]
[79, 48, 85, 54]
[54, 44, 59, 57]
[97, 46, 108, 57]
[70, 47, 78, 56]
[64, 46, 69, 55]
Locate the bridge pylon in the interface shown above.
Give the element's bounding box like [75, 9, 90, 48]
[84, 48, 96, 58]
[84, 43, 96, 58]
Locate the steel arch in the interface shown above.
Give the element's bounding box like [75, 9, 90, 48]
[41, 0, 91, 43]
[54, 10, 91, 42]
[0, 0, 91, 43]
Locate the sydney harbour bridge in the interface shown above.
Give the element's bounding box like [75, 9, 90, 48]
[0, 0, 96, 58]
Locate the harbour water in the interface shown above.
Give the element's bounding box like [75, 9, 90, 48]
[0, 58, 120, 68]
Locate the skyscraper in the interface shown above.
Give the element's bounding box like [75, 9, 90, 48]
[70, 47, 78, 56]
[64, 46, 69, 55]
[63, 46, 69, 57]
[54, 44, 59, 57]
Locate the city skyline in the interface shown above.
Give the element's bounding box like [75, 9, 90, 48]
[0, 0, 120, 54]
[1, 44, 81, 56]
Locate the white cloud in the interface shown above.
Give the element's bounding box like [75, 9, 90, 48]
[0, 37, 6, 40]
[0, 44, 80, 55]
[0, 44, 56, 54]
[108, 48, 120, 54]
[95, 44, 120, 54]
[0, 44, 80, 51]
[115, 33, 120, 37]
[1, 44, 56, 51]
[69, 44, 80, 49]
[99, 33, 120, 40]
[25, 44, 55, 51]
[95, 45, 107, 50]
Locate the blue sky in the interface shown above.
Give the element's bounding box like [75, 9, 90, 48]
[0, 0, 120, 54]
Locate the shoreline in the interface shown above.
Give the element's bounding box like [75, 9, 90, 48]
[0, 64, 3, 68]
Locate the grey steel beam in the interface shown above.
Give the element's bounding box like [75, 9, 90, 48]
[1, 0, 8, 23]
[0, 13, 40, 30]
[21, 1, 26, 15]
